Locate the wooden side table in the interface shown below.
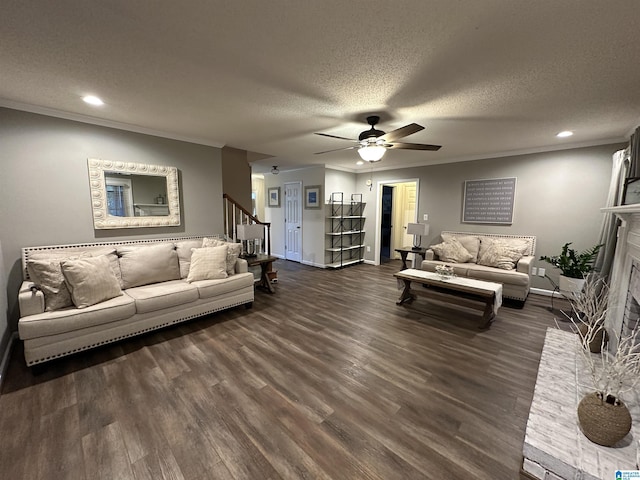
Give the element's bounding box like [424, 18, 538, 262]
[394, 246, 427, 270]
[244, 254, 278, 293]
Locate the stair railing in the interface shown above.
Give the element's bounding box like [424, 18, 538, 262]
[223, 193, 271, 255]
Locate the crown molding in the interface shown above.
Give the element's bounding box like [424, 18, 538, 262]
[0, 99, 226, 148]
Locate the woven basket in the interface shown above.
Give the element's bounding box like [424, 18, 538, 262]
[577, 392, 632, 446]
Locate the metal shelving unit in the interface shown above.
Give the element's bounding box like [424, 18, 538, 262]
[325, 192, 365, 268]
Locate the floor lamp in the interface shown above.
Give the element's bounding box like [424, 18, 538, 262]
[236, 223, 265, 258]
[407, 222, 429, 250]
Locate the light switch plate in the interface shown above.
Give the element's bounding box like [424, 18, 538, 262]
[423, 214, 429, 221]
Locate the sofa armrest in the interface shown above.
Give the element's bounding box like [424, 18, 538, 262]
[425, 248, 436, 261]
[517, 255, 534, 275]
[19, 281, 45, 317]
[235, 258, 248, 274]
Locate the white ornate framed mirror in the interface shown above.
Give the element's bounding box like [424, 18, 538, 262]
[87, 158, 181, 229]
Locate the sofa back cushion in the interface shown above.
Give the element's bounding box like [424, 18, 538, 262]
[61, 255, 123, 308]
[430, 237, 473, 263]
[441, 233, 480, 262]
[117, 243, 180, 289]
[175, 239, 204, 279]
[26, 251, 91, 311]
[477, 237, 529, 270]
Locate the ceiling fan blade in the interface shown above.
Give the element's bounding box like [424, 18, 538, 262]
[381, 123, 424, 142]
[314, 146, 358, 155]
[386, 142, 442, 151]
[314, 132, 358, 142]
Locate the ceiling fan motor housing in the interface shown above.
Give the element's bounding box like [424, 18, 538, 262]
[359, 115, 385, 141]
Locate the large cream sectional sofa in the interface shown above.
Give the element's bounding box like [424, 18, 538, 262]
[421, 231, 536, 305]
[18, 235, 255, 366]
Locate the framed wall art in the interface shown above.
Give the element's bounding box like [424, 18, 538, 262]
[304, 185, 322, 209]
[462, 177, 516, 224]
[623, 177, 640, 205]
[267, 187, 281, 208]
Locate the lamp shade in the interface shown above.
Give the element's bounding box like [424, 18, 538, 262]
[357, 145, 386, 162]
[406, 223, 429, 236]
[237, 223, 265, 240]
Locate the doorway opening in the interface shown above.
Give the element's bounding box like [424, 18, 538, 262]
[375, 179, 419, 266]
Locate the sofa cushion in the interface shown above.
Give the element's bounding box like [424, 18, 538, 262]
[18, 294, 136, 340]
[202, 238, 242, 275]
[89, 247, 124, 288]
[430, 238, 473, 263]
[477, 238, 529, 270]
[442, 233, 480, 263]
[117, 243, 181, 288]
[61, 255, 123, 308]
[125, 280, 199, 314]
[26, 252, 91, 311]
[194, 272, 255, 299]
[175, 239, 204, 279]
[186, 246, 228, 282]
[464, 263, 530, 286]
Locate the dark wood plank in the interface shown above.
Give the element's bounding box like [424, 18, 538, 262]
[0, 259, 571, 479]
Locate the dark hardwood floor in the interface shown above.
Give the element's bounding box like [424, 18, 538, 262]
[0, 260, 571, 479]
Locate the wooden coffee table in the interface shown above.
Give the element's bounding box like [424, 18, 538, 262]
[393, 268, 502, 329]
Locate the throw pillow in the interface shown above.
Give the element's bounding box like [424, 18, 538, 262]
[202, 238, 242, 275]
[441, 233, 480, 263]
[186, 246, 228, 282]
[27, 251, 91, 311]
[61, 255, 123, 308]
[477, 238, 529, 270]
[430, 237, 473, 263]
[117, 243, 181, 288]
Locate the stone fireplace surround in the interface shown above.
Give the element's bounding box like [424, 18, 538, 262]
[522, 205, 640, 479]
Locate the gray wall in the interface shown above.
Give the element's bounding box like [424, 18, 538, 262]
[0, 107, 224, 359]
[357, 143, 626, 289]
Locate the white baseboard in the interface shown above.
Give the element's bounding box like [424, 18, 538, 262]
[0, 332, 18, 392]
[301, 259, 327, 269]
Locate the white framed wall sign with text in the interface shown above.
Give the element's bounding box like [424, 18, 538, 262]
[462, 177, 516, 224]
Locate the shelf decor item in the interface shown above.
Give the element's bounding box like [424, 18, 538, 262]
[539, 242, 602, 297]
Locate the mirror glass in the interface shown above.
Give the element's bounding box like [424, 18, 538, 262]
[88, 158, 181, 229]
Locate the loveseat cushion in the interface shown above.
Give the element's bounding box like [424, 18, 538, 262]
[477, 238, 529, 270]
[463, 263, 530, 286]
[194, 272, 255, 299]
[125, 280, 199, 314]
[430, 237, 473, 263]
[18, 294, 136, 340]
[61, 255, 123, 308]
[442, 233, 480, 263]
[117, 243, 181, 288]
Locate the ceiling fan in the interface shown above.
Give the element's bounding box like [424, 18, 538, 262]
[314, 115, 441, 162]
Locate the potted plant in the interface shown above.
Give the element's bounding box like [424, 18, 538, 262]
[539, 242, 602, 296]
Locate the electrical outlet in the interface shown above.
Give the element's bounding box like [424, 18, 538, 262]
[423, 214, 429, 221]
[366, 246, 371, 252]
[538, 267, 546, 277]
[531, 267, 537, 276]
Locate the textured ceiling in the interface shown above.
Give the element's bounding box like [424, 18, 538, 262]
[1, 1, 639, 173]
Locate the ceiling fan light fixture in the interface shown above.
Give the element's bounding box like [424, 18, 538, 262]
[271, 166, 279, 175]
[358, 145, 386, 162]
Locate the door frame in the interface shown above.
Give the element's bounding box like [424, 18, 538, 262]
[373, 177, 420, 266]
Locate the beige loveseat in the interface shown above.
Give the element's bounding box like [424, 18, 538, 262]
[421, 231, 536, 306]
[18, 235, 254, 366]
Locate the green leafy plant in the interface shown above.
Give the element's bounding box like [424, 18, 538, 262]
[539, 242, 603, 279]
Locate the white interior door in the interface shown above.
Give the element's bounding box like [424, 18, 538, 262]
[284, 181, 302, 262]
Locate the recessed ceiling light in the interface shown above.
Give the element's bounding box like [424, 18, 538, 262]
[556, 130, 573, 138]
[356, 160, 364, 166]
[83, 95, 104, 106]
